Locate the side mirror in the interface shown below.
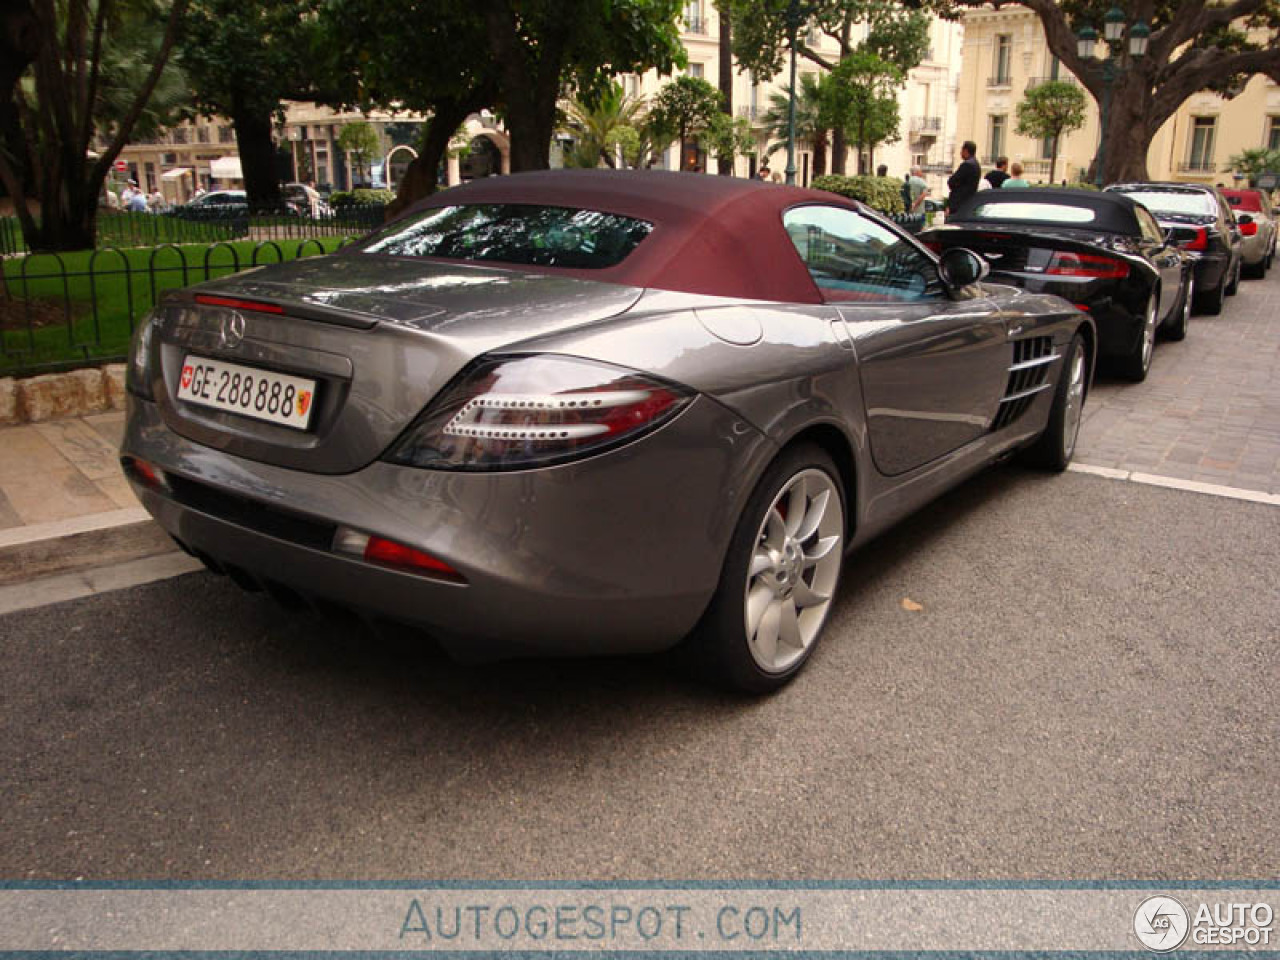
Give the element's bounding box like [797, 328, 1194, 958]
[938, 247, 989, 291]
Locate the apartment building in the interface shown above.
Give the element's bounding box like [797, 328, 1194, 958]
[958, 5, 1280, 185]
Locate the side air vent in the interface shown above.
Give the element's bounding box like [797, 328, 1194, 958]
[991, 336, 1058, 432]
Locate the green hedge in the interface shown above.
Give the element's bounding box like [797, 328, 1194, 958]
[810, 175, 905, 214]
[330, 188, 396, 207]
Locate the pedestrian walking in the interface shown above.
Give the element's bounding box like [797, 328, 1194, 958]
[947, 141, 981, 210]
[907, 165, 930, 213]
[1003, 162, 1030, 188]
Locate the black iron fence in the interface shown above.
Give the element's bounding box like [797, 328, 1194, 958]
[1, 236, 360, 374]
[0, 203, 387, 257]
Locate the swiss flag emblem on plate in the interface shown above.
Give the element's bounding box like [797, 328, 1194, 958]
[181, 365, 193, 388]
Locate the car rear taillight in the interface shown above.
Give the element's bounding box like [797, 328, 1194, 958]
[333, 528, 465, 582]
[1239, 221, 1258, 236]
[384, 355, 694, 471]
[1045, 251, 1130, 278]
[922, 240, 942, 253]
[1180, 227, 1209, 251]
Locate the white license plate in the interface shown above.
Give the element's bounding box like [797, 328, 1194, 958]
[176, 355, 317, 430]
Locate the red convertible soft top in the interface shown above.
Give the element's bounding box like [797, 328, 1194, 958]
[389, 168, 864, 304]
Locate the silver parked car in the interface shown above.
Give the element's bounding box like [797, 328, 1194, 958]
[122, 170, 1093, 691]
[1221, 187, 1277, 278]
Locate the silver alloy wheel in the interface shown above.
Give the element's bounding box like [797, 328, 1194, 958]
[1140, 296, 1157, 372]
[1061, 340, 1086, 461]
[1179, 277, 1193, 329]
[743, 468, 843, 673]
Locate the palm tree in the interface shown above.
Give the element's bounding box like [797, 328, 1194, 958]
[560, 82, 647, 169]
[760, 73, 829, 178]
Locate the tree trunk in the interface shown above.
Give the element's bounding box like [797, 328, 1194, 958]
[231, 98, 282, 210]
[812, 133, 827, 177]
[385, 99, 475, 219]
[1049, 134, 1058, 185]
[716, 2, 734, 176]
[1099, 77, 1153, 185]
[505, 101, 556, 172]
[831, 127, 847, 175]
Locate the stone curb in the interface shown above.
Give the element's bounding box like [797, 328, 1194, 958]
[0, 508, 179, 587]
[0, 363, 127, 426]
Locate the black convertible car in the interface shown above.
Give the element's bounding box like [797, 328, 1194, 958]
[921, 188, 1191, 382]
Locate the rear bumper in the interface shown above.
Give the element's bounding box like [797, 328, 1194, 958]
[1240, 233, 1269, 266]
[1186, 251, 1229, 291]
[122, 394, 770, 660]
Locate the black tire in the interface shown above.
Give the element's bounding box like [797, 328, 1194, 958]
[1024, 333, 1087, 472]
[1119, 294, 1157, 382]
[1225, 258, 1240, 295]
[1243, 257, 1266, 280]
[1195, 276, 1225, 316]
[1162, 276, 1191, 342]
[687, 444, 846, 694]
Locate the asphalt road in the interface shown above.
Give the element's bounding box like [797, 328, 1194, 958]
[3, 466, 1277, 880]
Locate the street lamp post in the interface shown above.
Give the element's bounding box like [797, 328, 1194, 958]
[785, 0, 803, 186]
[1077, 6, 1149, 187]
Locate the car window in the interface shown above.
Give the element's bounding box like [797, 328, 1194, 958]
[783, 205, 940, 303]
[967, 201, 1096, 224]
[357, 203, 653, 269]
[1135, 207, 1164, 244]
[1112, 189, 1216, 217]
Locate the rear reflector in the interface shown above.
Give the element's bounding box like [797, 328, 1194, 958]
[194, 294, 286, 314]
[332, 527, 465, 583]
[1073, 303, 1092, 312]
[122, 456, 167, 491]
[1045, 251, 1130, 278]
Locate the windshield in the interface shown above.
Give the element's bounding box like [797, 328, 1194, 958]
[967, 201, 1097, 224]
[1111, 189, 1215, 217]
[358, 203, 653, 269]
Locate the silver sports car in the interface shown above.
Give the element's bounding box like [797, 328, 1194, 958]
[122, 170, 1093, 692]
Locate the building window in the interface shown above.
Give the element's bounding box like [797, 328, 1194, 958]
[1188, 116, 1216, 171]
[1269, 116, 1280, 152]
[622, 74, 640, 98]
[196, 126, 210, 144]
[218, 125, 234, 143]
[1048, 55, 1061, 80]
[682, 0, 704, 34]
[687, 62, 704, 79]
[988, 114, 1007, 161]
[171, 127, 187, 145]
[1040, 135, 1055, 160]
[993, 35, 1012, 85]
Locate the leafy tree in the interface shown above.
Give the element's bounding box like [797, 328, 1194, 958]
[760, 72, 832, 175]
[0, 0, 189, 251]
[955, 0, 1280, 183]
[609, 118, 677, 169]
[1015, 80, 1087, 184]
[336, 121, 381, 186]
[727, 0, 942, 172]
[560, 82, 647, 168]
[699, 111, 756, 171]
[650, 75, 723, 170]
[826, 52, 903, 174]
[481, 0, 685, 172]
[1227, 146, 1280, 184]
[179, 0, 323, 210]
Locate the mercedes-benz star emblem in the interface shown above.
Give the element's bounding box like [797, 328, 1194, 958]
[219, 311, 246, 348]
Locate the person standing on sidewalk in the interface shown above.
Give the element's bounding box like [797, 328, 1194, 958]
[948, 141, 981, 210]
[985, 156, 1011, 189]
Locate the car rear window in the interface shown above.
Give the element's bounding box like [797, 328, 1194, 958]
[967, 201, 1097, 224]
[1222, 191, 1263, 212]
[1111, 189, 1216, 216]
[358, 203, 653, 269]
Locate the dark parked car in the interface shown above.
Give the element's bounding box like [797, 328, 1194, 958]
[121, 170, 1093, 692]
[919, 187, 1191, 382]
[172, 189, 249, 220]
[1105, 182, 1242, 316]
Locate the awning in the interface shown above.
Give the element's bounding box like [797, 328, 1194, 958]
[209, 156, 243, 179]
[160, 167, 192, 180]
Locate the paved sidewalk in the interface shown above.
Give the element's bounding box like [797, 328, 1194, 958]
[1076, 268, 1280, 494]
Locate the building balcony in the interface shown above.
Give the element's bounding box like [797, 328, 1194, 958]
[1179, 160, 1217, 173]
[1024, 75, 1078, 90]
[986, 75, 1014, 88]
[910, 116, 942, 134]
[736, 105, 761, 121]
[682, 14, 707, 35]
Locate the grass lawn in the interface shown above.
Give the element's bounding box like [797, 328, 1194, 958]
[2, 236, 347, 374]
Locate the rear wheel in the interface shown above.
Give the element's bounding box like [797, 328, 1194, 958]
[1120, 294, 1157, 382]
[1195, 274, 1225, 316]
[1162, 276, 1192, 342]
[1243, 256, 1266, 280]
[1225, 258, 1240, 295]
[690, 445, 845, 694]
[1025, 333, 1087, 471]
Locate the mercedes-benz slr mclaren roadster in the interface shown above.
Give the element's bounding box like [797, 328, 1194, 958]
[121, 170, 1094, 692]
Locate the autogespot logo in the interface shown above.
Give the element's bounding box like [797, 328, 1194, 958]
[1134, 895, 1190, 952]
